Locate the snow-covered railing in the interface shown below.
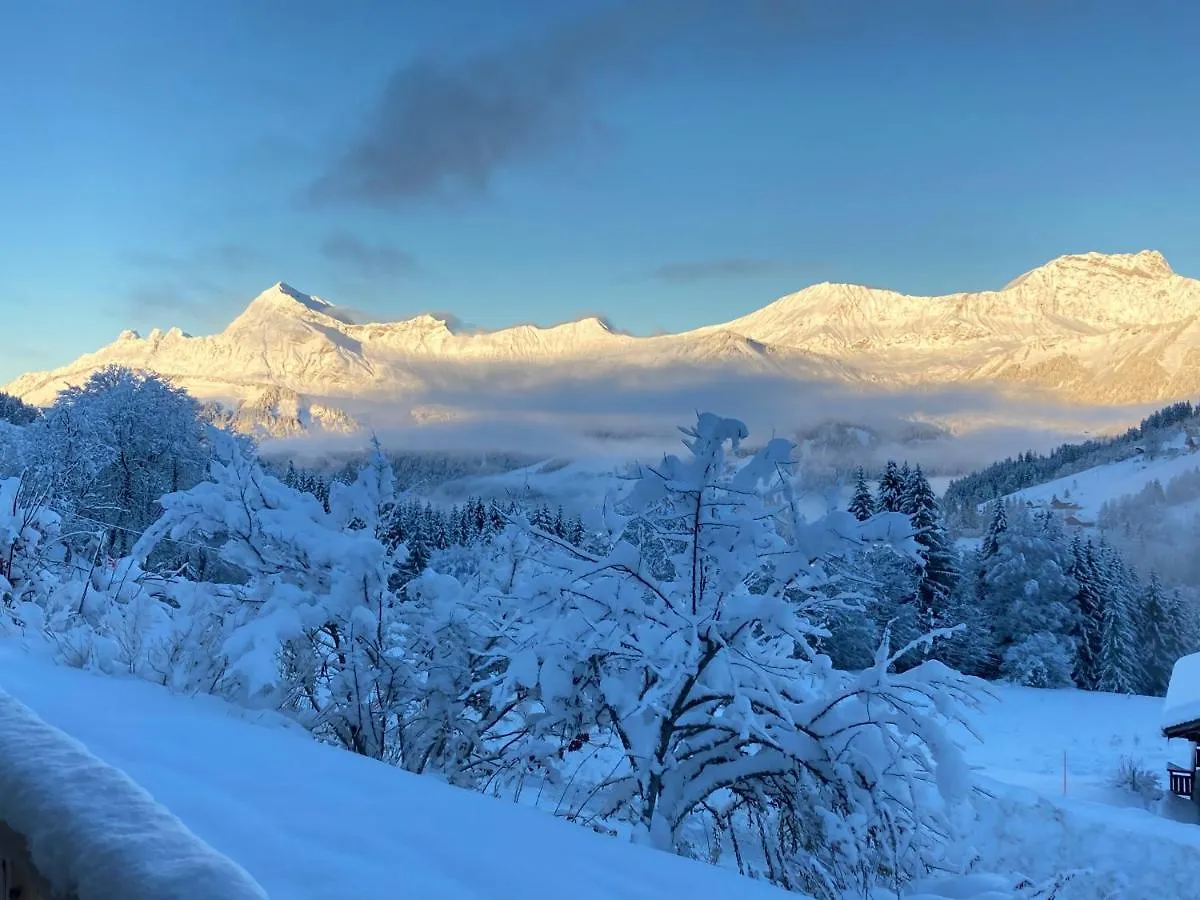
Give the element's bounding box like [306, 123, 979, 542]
[0, 690, 268, 900]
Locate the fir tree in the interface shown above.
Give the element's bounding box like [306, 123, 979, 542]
[486, 500, 506, 535]
[848, 467, 876, 521]
[1068, 538, 1103, 690]
[567, 515, 586, 547]
[902, 465, 960, 645]
[898, 462, 916, 515]
[1095, 544, 1143, 694]
[876, 460, 905, 513]
[980, 498, 1008, 560]
[398, 534, 431, 589]
[1137, 572, 1183, 696]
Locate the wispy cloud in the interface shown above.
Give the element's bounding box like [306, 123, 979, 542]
[319, 232, 418, 279]
[119, 243, 267, 328]
[648, 257, 782, 283]
[308, 1, 802, 209]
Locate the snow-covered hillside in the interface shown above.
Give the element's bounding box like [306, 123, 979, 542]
[1006, 442, 1200, 525]
[9, 251, 1200, 425]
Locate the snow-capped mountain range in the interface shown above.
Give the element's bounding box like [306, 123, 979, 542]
[9, 250, 1200, 432]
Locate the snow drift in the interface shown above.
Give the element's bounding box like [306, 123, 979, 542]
[0, 689, 268, 900]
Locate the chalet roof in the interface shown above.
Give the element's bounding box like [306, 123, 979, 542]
[1163, 652, 1200, 739]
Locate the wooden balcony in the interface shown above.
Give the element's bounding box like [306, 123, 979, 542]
[1168, 765, 1194, 798]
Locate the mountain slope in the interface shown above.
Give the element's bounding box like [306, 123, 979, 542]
[9, 251, 1200, 423]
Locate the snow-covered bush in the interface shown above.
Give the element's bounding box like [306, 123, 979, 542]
[135, 434, 413, 754]
[488, 413, 979, 896]
[0, 476, 65, 612]
[1000, 633, 1075, 689]
[1109, 755, 1161, 805]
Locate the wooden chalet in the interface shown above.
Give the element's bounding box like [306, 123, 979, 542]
[1163, 652, 1200, 800]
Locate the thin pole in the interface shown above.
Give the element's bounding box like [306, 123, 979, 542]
[1062, 750, 1067, 796]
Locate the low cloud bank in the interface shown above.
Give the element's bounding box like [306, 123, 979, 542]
[268, 362, 1147, 477]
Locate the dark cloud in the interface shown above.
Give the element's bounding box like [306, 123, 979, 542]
[649, 258, 782, 283]
[319, 232, 418, 279]
[308, 1, 802, 209]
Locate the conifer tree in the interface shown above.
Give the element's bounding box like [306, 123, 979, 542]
[980, 498, 1008, 560]
[898, 462, 916, 515]
[848, 467, 876, 521]
[567, 514, 586, 547]
[902, 465, 960, 642]
[1096, 543, 1143, 694]
[876, 460, 905, 513]
[1069, 538, 1103, 690]
[1138, 572, 1182, 696]
[486, 500, 506, 535]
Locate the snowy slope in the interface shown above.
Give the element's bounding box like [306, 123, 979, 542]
[0, 648, 791, 900]
[1005, 444, 1200, 523]
[9, 251, 1200, 416]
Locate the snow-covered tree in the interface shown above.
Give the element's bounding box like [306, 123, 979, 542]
[876, 459, 905, 513]
[848, 467, 875, 521]
[0, 392, 39, 426]
[497, 414, 977, 895]
[978, 507, 1076, 681]
[979, 499, 1008, 560]
[902, 465, 960, 643]
[1068, 537, 1103, 690]
[135, 434, 413, 759]
[0, 476, 62, 609]
[1137, 572, 1188, 696]
[1095, 544, 1144, 695]
[29, 366, 210, 557]
[1000, 632, 1075, 689]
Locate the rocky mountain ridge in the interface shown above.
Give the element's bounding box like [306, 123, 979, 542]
[8, 251, 1200, 433]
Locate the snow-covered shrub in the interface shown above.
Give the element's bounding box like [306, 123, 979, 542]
[0, 476, 65, 612]
[489, 413, 979, 897]
[1109, 755, 1161, 804]
[135, 434, 417, 758]
[1000, 633, 1076, 689]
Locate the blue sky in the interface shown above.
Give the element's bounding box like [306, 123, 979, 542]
[2, 0, 1198, 381]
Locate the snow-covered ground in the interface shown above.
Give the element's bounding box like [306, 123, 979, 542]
[956, 684, 1200, 897]
[0, 647, 789, 900]
[0, 644, 1197, 898]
